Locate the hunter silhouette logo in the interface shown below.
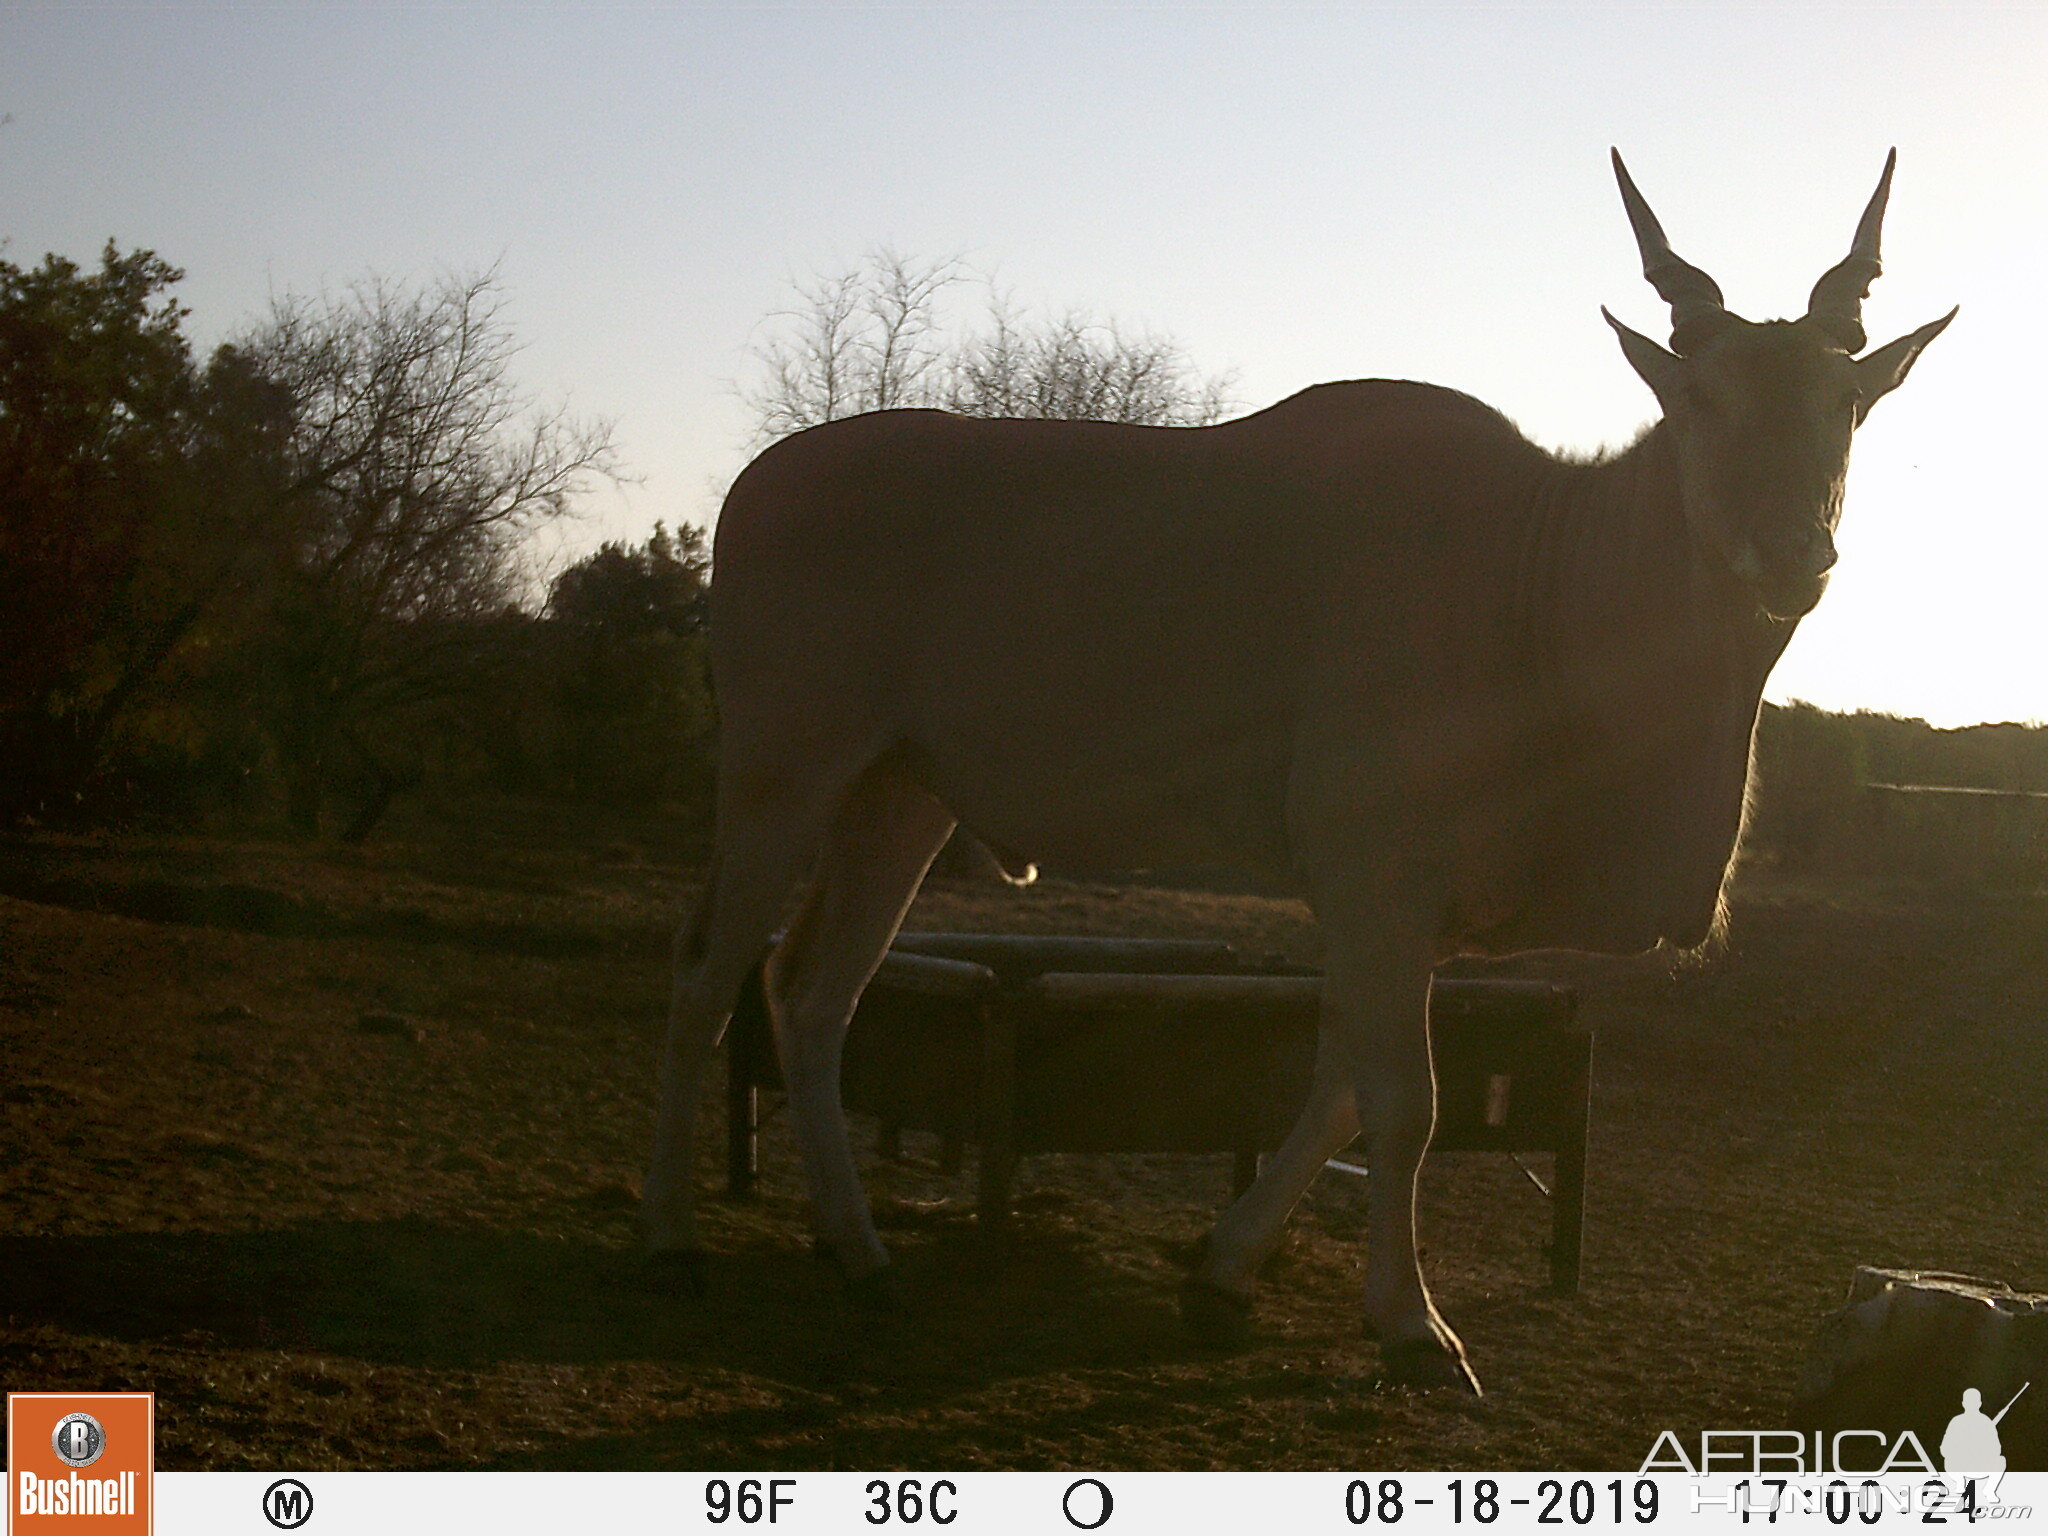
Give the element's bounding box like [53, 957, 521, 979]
[8, 1392, 153, 1532]
[1942, 1383, 2028, 1492]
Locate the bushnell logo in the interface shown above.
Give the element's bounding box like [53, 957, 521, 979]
[48, 1414, 105, 1471]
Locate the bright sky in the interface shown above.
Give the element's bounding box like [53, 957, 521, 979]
[4, 3, 2045, 726]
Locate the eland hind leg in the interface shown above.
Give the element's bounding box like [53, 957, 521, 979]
[642, 754, 875, 1288]
[764, 767, 956, 1299]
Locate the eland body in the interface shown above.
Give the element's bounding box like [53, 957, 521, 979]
[643, 153, 1952, 1391]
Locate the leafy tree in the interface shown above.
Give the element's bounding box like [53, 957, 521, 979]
[545, 524, 715, 809]
[548, 521, 709, 638]
[0, 242, 290, 819]
[1750, 701, 1869, 867]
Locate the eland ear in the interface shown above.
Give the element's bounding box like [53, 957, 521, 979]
[1854, 307, 1957, 422]
[1604, 306, 1685, 402]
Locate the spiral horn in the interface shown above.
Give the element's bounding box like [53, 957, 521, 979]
[1806, 149, 1896, 353]
[1612, 149, 1731, 355]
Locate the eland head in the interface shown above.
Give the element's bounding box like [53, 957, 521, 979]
[1604, 150, 1955, 620]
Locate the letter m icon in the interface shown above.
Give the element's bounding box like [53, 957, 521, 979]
[264, 1479, 312, 1529]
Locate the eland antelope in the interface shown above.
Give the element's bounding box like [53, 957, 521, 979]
[643, 151, 1953, 1393]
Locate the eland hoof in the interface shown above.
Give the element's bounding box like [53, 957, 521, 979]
[1179, 1274, 1255, 1348]
[814, 1240, 906, 1313]
[646, 1247, 708, 1298]
[1377, 1335, 1484, 1395]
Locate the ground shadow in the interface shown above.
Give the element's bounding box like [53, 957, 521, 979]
[475, 1357, 1390, 1470]
[0, 1211, 1199, 1389]
[0, 846, 608, 958]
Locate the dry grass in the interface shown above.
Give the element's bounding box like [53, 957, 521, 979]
[1, 817, 2045, 1470]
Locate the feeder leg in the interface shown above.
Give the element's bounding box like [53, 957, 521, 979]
[1550, 1147, 1584, 1293]
[977, 1003, 1018, 1227]
[726, 972, 765, 1199]
[1548, 1038, 1592, 1294]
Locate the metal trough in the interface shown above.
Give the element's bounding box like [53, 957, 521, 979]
[725, 931, 1593, 1292]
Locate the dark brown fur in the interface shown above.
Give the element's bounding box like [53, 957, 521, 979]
[713, 384, 1781, 961]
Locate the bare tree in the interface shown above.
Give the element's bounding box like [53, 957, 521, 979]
[741, 249, 1235, 445]
[947, 298, 1235, 426]
[742, 250, 962, 442]
[239, 268, 620, 833]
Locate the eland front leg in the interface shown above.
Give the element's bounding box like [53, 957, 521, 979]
[1188, 1062, 1360, 1339]
[1332, 944, 1477, 1394]
[1193, 886, 1478, 1393]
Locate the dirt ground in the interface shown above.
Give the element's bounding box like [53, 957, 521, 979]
[2, 806, 2045, 1471]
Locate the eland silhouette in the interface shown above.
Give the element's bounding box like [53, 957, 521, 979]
[642, 150, 1953, 1392]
